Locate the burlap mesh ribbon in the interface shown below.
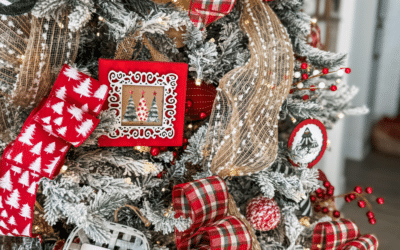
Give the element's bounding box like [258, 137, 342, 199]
[203, 0, 294, 176]
[0, 13, 79, 139]
[13, 14, 80, 107]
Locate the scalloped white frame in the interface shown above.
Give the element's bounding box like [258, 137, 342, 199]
[107, 70, 178, 139]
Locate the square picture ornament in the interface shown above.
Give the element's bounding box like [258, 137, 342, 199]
[98, 59, 188, 147]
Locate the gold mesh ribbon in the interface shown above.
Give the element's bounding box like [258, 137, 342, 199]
[203, 0, 294, 176]
[12, 14, 80, 107]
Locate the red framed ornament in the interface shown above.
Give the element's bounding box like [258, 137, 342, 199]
[98, 59, 188, 147]
[287, 119, 327, 168]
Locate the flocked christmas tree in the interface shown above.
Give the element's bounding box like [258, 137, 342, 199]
[294, 128, 319, 154]
[147, 91, 160, 123]
[122, 90, 138, 122]
[0, 0, 378, 249]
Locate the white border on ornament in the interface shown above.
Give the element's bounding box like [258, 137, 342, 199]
[106, 70, 178, 139]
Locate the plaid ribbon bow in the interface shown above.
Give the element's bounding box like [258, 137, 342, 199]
[173, 176, 252, 250]
[0, 65, 109, 237]
[311, 219, 379, 250]
[188, 0, 236, 30]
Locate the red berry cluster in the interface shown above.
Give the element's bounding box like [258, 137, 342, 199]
[310, 181, 341, 218]
[344, 186, 384, 224]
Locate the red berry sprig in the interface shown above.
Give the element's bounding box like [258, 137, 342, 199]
[311, 181, 383, 224]
[291, 65, 352, 95]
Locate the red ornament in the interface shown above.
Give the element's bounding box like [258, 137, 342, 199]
[345, 196, 351, 203]
[330, 85, 337, 91]
[316, 188, 322, 194]
[367, 211, 375, 219]
[289, 89, 294, 94]
[333, 210, 341, 218]
[199, 112, 207, 120]
[365, 187, 373, 194]
[354, 186, 362, 194]
[323, 181, 331, 188]
[246, 197, 281, 231]
[186, 79, 217, 121]
[173, 151, 178, 158]
[310, 195, 317, 203]
[301, 63, 308, 69]
[314, 205, 322, 212]
[302, 94, 310, 100]
[310, 85, 316, 91]
[317, 193, 324, 198]
[53, 240, 66, 250]
[322, 68, 329, 74]
[186, 99, 193, 108]
[322, 207, 329, 214]
[157, 171, 165, 179]
[345, 68, 351, 74]
[151, 147, 160, 156]
[160, 146, 168, 151]
[369, 218, 377, 225]
[183, 138, 188, 144]
[358, 200, 366, 208]
[349, 193, 356, 200]
[302, 73, 309, 80]
[327, 189, 334, 196]
[376, 197, 384, 205]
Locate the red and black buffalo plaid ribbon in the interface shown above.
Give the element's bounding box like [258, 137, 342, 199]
[173, 176, 252, 250]
[188, 0, 236, 30]
[311, 219, 379, 250]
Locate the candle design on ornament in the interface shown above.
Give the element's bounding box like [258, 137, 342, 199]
[137, 90, 149, 123]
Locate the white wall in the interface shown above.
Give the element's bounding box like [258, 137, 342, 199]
[342, 0, 379, 161]
[371, 0, 400, 121]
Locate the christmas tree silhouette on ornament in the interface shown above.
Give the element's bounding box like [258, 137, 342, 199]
[122, 90, 138, 122]
[136, 90, 148, 124]
[294, 128, 319, 156]
[148, 91, 160, 123]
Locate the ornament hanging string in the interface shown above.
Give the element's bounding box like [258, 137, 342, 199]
[203, 0, 294, 176]
[114, 204, 151, 227]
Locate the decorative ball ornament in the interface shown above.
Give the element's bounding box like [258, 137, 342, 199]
[358, 200, 366, 208]
[345, 68, 352, 74]
[246, 197, 281, 231]
[367, 211, 375, 219]
[151, 147, 160, 156]
[322, 68, 329, 74]
[365, 187, 373, 194]
[302, 94, 310, 100]
[301, 63, 308, 69]
[310, 85, 316, 91]
[160, 146, 168, 151]
[288, 119, 328, 168]
[186, 100, 193, 108]
[369, 218, 377, 225]
[330, 85, 337, 91]
[302, 73, 309, 80]
[185, 79, 217, 121]
[294, 72, 301, 78]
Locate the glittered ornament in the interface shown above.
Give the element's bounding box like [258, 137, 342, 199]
[185, 79, 217, 121]
[246, 197, 281, 231]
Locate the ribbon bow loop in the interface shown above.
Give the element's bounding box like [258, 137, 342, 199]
[311, 219, 379, 250]
[173, 176, 252, 250]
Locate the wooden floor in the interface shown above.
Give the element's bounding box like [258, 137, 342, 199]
[342, 152, 400, 250]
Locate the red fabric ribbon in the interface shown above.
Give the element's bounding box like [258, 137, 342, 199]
[0, 65, 109, 237]
[188, 0, 236, 30]
[173, 176, 252, 250]
[311, 219, 379, 250]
